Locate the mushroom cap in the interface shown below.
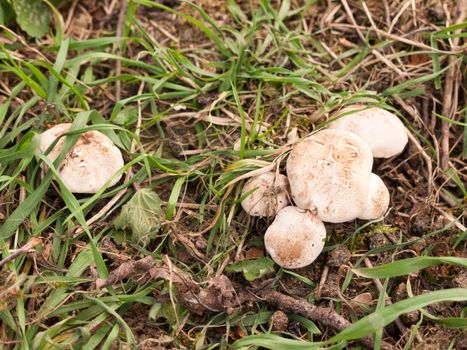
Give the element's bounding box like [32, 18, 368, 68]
[358, 173, 390, 220]
[39, 123, 124, 193]
[328, 106, 408, 158]
[287, 129, 373, 223]
[241, 172, 290, 217]
[264, 206, 326, 269]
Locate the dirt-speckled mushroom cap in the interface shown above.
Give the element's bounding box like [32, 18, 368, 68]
[358, 174, 390, 220]
[264, 206, 326, 269]
[328, 106, 408, 158]
[39, 123, 124, 193]
[241, 172, 290, 217]
[287, 129, 373, 223]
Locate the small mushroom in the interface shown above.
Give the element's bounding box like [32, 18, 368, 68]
[241, 172, 289, 217]
[287, 129, 373, 223]
[39, 123, 124, 193]
[328, 105, 408, 158]
[264, 206, 326, 269]
[358, 173, 390, 220]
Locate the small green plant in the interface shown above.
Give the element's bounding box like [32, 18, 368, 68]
[0, 0, 53, 38]
[226, 257, 275, 281]
[113, 188, 165, 246]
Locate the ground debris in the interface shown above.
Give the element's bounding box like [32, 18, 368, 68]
[270, 310, 288, 331]
[327, 244, 351, 267]
[0, 237, 42, 269]
[96, 255, 237, 315]
[256, 288, 393, 350]
[392, 282, 420, 325]
[96, 256, 155, 289]
[453, 270, 467, 289]
[319, 272, 340, 298]
[177, 274, 237, 315]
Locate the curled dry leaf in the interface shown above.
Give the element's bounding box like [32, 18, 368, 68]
[350, 292, 375, 311]
[97, 256, 237, 315]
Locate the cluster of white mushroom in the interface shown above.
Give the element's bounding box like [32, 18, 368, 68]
[38, 123, 124, 193]
[241, 106, 408, 269]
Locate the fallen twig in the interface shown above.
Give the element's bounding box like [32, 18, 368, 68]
[257, 289, 393, 350]
[0, 237, 42, 268]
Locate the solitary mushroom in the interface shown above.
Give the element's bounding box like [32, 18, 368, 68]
[328, 105, 408, 158]
[358, 173, 390, 220]
[264, 206, 326, 269]
[241, 172, 289, 217]
[39, 123, 124, 193]
[287, 129, 373, 223]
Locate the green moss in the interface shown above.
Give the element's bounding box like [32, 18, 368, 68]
[367, 225, 400, 236]
[340, 224, 401, 251]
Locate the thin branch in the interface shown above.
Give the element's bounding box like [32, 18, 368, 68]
[0, 237, 42, 268]
[257, 289, 393, 350]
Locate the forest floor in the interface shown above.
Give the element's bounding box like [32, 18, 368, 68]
[0, 0, 466, 349]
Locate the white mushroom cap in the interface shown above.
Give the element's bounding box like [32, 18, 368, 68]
[287, 129, 373, 223]
[358, 174, 390, 220]
[39, 123, 124, 193]
[264, 206, 326, 269]
[241, 172, 289, 217]
[328, 105, 408, 158]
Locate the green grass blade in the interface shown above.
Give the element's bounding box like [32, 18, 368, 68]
[353, 257, 467, 278]
[134, 0, 229, 57]
[328, 288, 467, 342]
[231, 80, 246, 159]
[82, 295, 134, 345]
[383, 64, 450, 96]
[165, 176, 186, 220]
[233, 333, 324, 349]
[0, 172, 52, 239]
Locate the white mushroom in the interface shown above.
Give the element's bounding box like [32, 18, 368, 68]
[358, 174, 390, 220]
[264, 206, 326, 269]
[241, 172, 289, 217]
[287, 129, 373, 223]
[39, 123, 124, 193]
[328, 105, 408, 158]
